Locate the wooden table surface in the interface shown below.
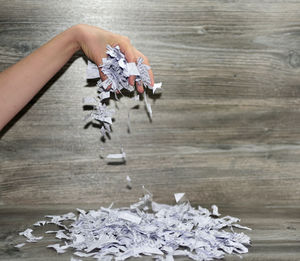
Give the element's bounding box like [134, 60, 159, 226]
[0, 0, 300, 260]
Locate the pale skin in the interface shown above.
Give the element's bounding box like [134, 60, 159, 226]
[0, 24, 154, 131]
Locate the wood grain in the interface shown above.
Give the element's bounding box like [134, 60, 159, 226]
[0, 0, 300, 260]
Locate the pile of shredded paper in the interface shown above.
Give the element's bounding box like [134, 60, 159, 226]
[16, 46, 251, 260]
[16, 191, 251, 260]
[83, 45, 162, 139]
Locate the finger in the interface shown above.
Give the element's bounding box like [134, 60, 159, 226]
[136, 80, 144, 94]
[88, 41, 110, 90]
[118, 43, 137, 87]
[99, 69, 111, 90]
[94, 55, 112, 90]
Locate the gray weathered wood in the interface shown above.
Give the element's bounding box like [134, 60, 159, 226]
[1, 0, 300, 260]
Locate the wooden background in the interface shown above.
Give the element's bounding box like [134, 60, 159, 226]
[0, 0, 300, 260]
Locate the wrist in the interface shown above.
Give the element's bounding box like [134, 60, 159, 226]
[70, 24, 87, 50]
[67, 25, 81, 53]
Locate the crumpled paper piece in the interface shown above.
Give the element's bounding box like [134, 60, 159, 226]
[16, 192, 251, 261]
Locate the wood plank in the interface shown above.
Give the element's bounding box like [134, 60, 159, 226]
[1, 0, 300, 260]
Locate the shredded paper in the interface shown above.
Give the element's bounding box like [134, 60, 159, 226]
[15, 45, 252, 260]
[16, 192, 251, 260]
[84, 45, 162, 138]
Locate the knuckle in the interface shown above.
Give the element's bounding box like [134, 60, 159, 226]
[74, 23, 86, 31]
[121, 35, 131, 44]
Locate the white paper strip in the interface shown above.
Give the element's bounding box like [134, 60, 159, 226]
[86, 60, 100, 79]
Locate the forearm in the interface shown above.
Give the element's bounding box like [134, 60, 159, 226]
[0, 25, 80, 130]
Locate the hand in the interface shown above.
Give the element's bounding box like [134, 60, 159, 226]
[73, 24, 154, 93]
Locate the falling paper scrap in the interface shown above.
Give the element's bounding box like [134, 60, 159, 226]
[15, 243, 26, 248]
[126, 175, 132, 189]
[16, 192, 251, 260]
[84, 44, 162, 139]
[106, 148, 126, 163]
[174, 192, 185, 203]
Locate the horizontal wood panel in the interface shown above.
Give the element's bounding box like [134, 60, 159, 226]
[1, 0, 300, 260]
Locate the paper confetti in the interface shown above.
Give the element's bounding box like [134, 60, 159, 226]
[16, 192, 251, 260]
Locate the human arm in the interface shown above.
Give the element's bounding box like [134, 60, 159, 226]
[0, 24, 154, 131]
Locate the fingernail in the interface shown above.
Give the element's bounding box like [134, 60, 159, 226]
[137, 85, 144, 93]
